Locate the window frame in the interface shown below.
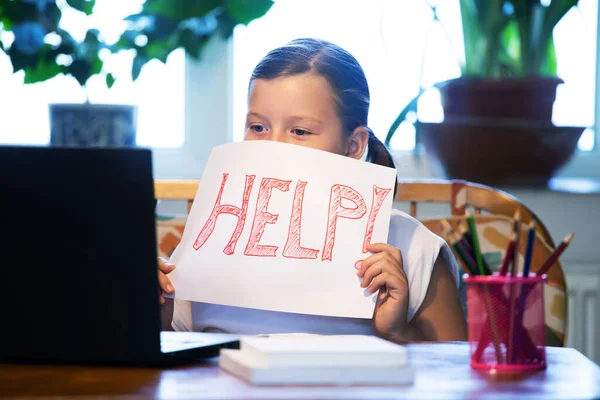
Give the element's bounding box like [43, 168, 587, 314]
[174, 28, 600, 181]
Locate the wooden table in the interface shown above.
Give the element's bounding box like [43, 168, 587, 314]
[1, 343, 599, 399]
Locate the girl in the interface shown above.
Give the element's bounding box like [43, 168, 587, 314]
[158, 38, 467, 343]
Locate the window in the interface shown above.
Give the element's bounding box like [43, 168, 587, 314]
[3, 0, 598, 179]
[233, 0, 598, 153]
[0, 0, 184, 148]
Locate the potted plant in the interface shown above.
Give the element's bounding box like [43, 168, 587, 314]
[0, 0, 273, 146]
[386, 0, 585, 186]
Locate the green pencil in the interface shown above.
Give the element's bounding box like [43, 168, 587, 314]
[466, 212, 485, 275]
[441, 219, 477, 275]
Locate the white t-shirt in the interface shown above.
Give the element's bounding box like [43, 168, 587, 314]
[171, 209, 459, 334]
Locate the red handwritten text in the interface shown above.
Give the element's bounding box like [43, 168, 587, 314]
[244, 178, 291, 257]
[282, 180, 320, 259]
[193, 173, 392, 262]
[193, 173, 255, 255]
[321, 185, 367, 262]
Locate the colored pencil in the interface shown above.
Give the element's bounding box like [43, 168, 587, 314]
[511, 208, 521, 276]
[522, 221, 536, 278]
[448, 217, 504, 364]
[499, 232, 516, 276]
[537, 233, 575, 276]
[513, 221, 536, 364]
[466, 211, 485, 275]
[459, 225, 492, 275]
[440, 220, 477, 275]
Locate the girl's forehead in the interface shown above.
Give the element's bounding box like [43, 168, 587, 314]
[248, 73, 337, 115]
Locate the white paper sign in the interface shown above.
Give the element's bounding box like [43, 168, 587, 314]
[167, 141, 397, 318]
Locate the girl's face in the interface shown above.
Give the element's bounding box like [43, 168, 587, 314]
[244, 73, 366, 159]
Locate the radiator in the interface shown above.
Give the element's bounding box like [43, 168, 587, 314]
[564, 263, 600, 364]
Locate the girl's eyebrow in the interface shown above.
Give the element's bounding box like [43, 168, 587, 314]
[287, 116, 324, 126]
[247, 112, 323, 126]
[247, 111, 268, 120]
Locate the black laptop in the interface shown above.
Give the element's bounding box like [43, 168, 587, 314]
[0, 145, 239, 366]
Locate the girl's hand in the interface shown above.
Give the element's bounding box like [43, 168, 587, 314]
[356, 243, 412, 342]
[158, 257, 176, 304]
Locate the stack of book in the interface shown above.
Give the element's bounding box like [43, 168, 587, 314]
[219, 334, 414, 385]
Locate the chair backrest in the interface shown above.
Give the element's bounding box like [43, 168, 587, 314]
[155, 179, 198, 213]
[153, 178, 568, 346]
[396, 179, 556, 248]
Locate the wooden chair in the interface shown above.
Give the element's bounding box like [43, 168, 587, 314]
[155, 179, 198, 213]
[154, 178, 569, 346]
[395, 179, 556, 247]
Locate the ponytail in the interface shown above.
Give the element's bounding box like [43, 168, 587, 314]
[366, 128, 398, 198]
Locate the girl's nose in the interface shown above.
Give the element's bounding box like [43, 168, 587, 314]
[267, 129, 289, 144]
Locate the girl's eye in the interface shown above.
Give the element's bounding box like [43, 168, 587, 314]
[292, 128, 311, 136]
[249, 125, 266, 133]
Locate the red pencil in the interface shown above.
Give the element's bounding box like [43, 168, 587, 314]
[499, 232, 516, 276]
[537, 233, 575, 276]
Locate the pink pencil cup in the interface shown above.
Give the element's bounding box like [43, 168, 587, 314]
[464, 274, 547, 374]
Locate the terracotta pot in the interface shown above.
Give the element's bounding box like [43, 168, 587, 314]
[438, 77, 564, 122]
[419, 120, 585, 186]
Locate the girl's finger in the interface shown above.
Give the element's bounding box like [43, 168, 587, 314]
[360, 261, 402, 288]
[367, 243, 402, 261]
[157, 257, 176, 274]
[366, 271, 403, 294]
[158, 271, 174, 293]
[357, 252, 396, 277]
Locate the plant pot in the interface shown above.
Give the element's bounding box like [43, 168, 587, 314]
[50, 104, 137, 147]
[438, 77, 564, 123]
[418, 120, 585, 186]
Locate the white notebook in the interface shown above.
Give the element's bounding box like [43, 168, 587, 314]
[218, 335, 414, 386]
[239, 334, 407, 367]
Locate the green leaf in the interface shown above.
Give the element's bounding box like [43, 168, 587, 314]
[42, 2, 62, 30]
[23, 57, 63, 84]
[106, 73, 115, 88]
[141, 0, 221, 20]
[65, 0, 96, 16]
[225, 0, 273, 25]
[132, 53, 147, 81]
[0, 1, 38, 25]
[540, 36, 557, 76]
[385, 87, 425, 146]
[113, 29, 138, 51]
[69, 58, 92, 86]
[537, 0, 578, 74]
[179, 28, 200, 58]
[541, 0, 579, 42]
[84, 29, 100, 46]
[0, 3, 12, 30]
[459, 0, 484, 75]
[501, 20, 520, 62]
[216, 10, 237, 39]
[496, 19, 521, 76]
[90, 53, 102, 75]
[0, 18, 12, 31]
[7, 44, 38, 72]
[148, 15, 180, 41]
[141, 40, 173, 63]
[125, 14, 180, 42]
[55, 29, 77, 55]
